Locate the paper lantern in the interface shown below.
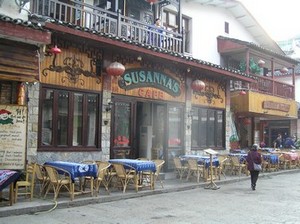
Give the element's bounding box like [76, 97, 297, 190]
[191, 80, 205, 92]
[280, 67, 288, 74]
[239, 90, 246, 95]
[146, 0, 158, 3]
[50, 45, 61, 54]
[106, 62, 125, 77]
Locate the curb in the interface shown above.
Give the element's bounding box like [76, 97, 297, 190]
[1, 169, 299, 217]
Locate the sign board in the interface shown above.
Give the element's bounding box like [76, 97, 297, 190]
[0, 105, 27, 170]
[204, 148, 218, 155]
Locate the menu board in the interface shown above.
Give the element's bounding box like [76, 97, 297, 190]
[0, 105, 27, 170]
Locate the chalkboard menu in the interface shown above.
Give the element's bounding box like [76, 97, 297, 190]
[0, 105, 27, 170]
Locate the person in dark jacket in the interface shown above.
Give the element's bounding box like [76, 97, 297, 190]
[246, 144, 262, 190]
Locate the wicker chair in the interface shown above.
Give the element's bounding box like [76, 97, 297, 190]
[231, 156, 247, 178]
[143, 159, 165, 188]
[34, 163, 50, 197]
[112, 163, 137, 193]
[94, 161, 111, 196]
[173, 157, 188, 180]
[186, 159, 204, 183]
[44, 165, 73, 201]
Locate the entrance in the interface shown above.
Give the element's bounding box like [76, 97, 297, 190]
[136, 102, 166, 162]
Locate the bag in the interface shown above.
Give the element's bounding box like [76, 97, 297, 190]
[253, 162, 262, 171]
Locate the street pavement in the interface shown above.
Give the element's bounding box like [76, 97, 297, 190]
[1, 170, 300, 224]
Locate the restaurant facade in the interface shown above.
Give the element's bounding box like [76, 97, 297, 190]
[0, 0, 298, 172]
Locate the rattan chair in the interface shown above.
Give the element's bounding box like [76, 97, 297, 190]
[112, 163, 137, 193]
[35, 163, 50, 197]
[44, 165, 74, 201]
[173, 157, 188, 180]
[94, 161, 111, 196]
[186, 159, 204, 183]
[143, 159, 165, 188]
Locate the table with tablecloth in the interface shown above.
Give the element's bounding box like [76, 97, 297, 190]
[180, 155, 220, 168]
[44, 161, 98, 196]
[263, 154, 279, 164]
[228, 153, 248, 163]
[0, 170, 20, 206]
[108, 159, 156, 191]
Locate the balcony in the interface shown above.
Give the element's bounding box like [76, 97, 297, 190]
[29, 0, 183, 53]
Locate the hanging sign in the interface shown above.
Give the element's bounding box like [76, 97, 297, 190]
[0, 105, 27, 170]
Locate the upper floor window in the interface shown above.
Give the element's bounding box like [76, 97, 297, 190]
[225, 21, 229, 34]
[39, 87, 100, 150]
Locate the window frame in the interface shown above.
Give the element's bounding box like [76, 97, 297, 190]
[38, 85, 102, 151]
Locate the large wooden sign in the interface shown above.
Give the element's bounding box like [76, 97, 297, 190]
[0, 105, 27, 170]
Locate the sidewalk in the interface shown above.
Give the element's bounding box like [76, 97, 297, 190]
[1, 169, 299, 218]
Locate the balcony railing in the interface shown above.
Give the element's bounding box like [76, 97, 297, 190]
[29, 0, 183, 53]
[233, 75, 294, 99]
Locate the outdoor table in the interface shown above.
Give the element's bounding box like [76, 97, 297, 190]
[44, 161, 98, 196]
[180, 155, 219, 168]
[263, 154, 279, 164]
[282, 152, 299, 161]
[108, 159, 156, 190]
[228, 153, 248, 163]
[0, 170, 20, 206]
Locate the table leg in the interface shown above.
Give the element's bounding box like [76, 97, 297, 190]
[9, 183, 14, 206]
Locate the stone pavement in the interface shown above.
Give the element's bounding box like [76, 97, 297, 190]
[0, 169, 299, 218]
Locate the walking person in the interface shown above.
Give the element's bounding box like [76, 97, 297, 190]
[246, 144, 262, 190]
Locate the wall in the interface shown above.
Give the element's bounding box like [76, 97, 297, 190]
[181, 2, 257, 64]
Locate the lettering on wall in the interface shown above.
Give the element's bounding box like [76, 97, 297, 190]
[118, 68, 181, 97]
[0, 105, 27, 170]
[262, 101, 290, 112]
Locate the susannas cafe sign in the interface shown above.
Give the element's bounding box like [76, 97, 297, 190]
[118, 68, 181, 97]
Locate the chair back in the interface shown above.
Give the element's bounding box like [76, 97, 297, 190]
[96, 161, 111, 179]
[25, 163, 36, 185]
[113, 163, 127, 178]
[173, 157, 183, 168]
[153, 159, 165, 174]
[44, 165, 59, 183]
[187, 159, 198, 170]
[35, 163, 46, 181]
[231, 156, 241, 165]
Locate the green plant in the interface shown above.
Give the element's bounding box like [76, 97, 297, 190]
[239, 58, 261, 75]
[229, 134, 239, 142]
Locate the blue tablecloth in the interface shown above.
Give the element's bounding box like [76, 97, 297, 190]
[108, 159, 156, 172]
[44, 161, 98, 182]
[263, 154, 279, 164]
[0, 170, 20, 191]
[229, 153, 248, 163]
[180, 155, 220, 168]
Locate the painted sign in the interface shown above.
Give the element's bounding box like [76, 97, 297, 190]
[262, 101, 290, 112]
[0, 105, 27, 170]
[118, 68, 181, 97]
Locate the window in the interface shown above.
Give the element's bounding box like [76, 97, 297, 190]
[168, 106, 183, 147]
[191, 107, 224, 149]
[39, 88, 100, 150]
[225, 21, 229, 34]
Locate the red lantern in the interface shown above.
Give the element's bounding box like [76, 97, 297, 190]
[243, 118, 251, 125]
[191, 80, 205, 92]
[239, 90, 246, 95]
[50, 45, 61, 54]
[106, 62, 125, 77]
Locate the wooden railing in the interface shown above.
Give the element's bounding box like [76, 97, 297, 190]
[29, 0, 183, 53]
[233, 75, 294, 99]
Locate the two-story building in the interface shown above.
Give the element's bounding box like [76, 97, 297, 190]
[0, 0, 298, 171]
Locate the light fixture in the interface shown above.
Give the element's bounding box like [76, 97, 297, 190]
[257, 59, 265, 68]
[191, 80, 205, 92]
[106, 62, 125, 77]
[137, 56, 142, 61]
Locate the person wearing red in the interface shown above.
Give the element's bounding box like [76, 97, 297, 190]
[246, 144, 262, 190]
